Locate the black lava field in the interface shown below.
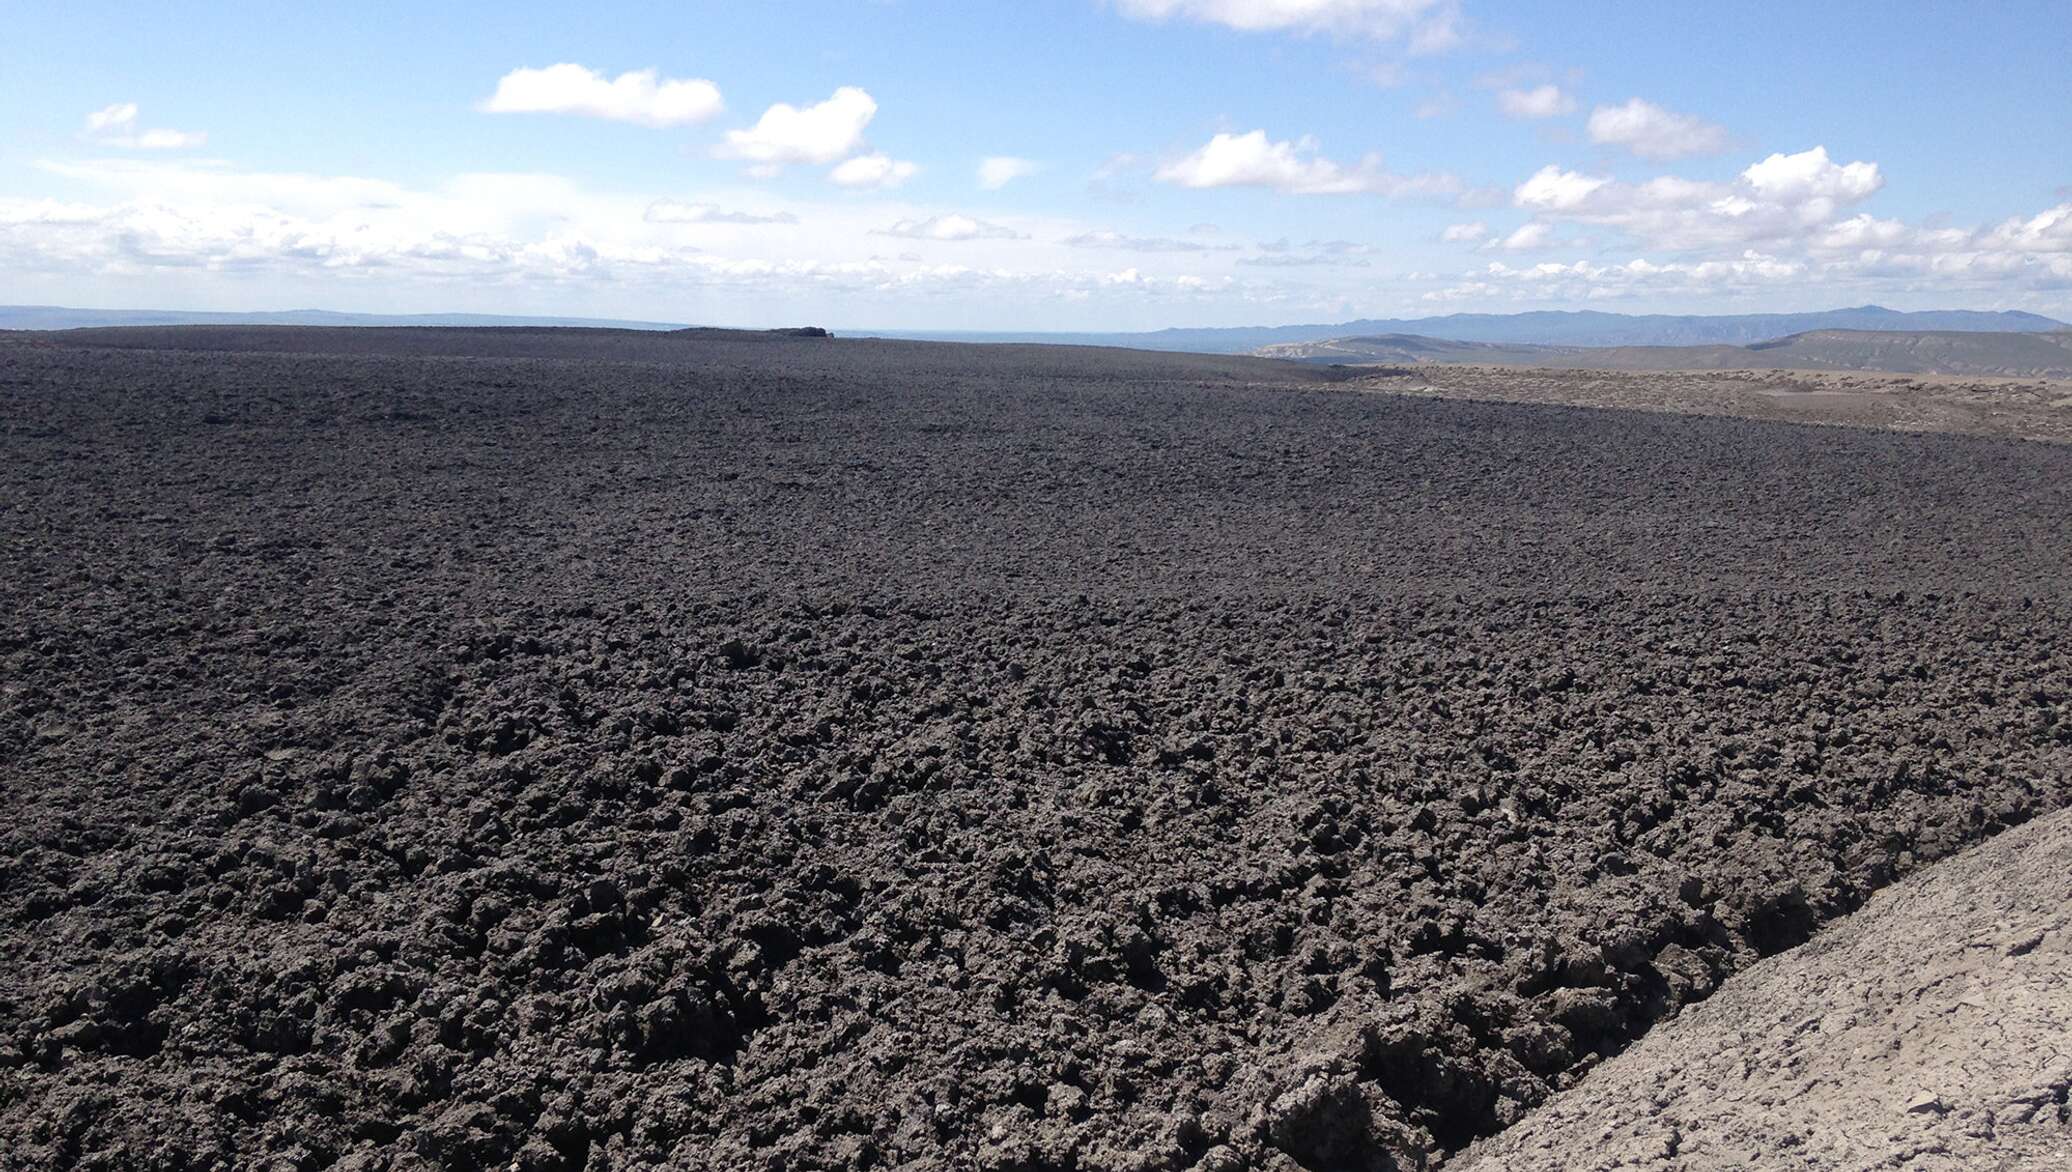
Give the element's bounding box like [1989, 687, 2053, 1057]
[3, 327, 2070, 1172]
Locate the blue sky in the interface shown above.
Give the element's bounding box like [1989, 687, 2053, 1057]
[3, 1, 2068, 329]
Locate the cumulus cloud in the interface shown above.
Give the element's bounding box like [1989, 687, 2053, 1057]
[15, 148, 2067, 323]
[1585, 98, 1729, 160]
[480, 65, 723, 127]
[1409, 145, 2072, 305]
[0, 156, 1365, 328]
[82, 103, 206, 150]
[1063, 229, 1241, 252]
[1, 159, 1193, 308]
[1813, 213, 1909, 251]
[1155, 130, 1459, 197]
[1115, 0, 1453, 40]
[1509, 148, 1886, 253]
[877, 214, 1025, 241]
[828, 153, 917, 190]
[643, 200, 796, 225]
[1741, 145, 1883, 203]
[1423, 251, 1809, 303]
[1441, 221, 1488, 243]
[1497, 85, 1575, 119]
[1978, 204, 2072, 254]
[1513, 165, 1609, 211]
[720, 87, 877, 170]
[1490, 222, 1553, 251]
[978, 156, 1039, 190]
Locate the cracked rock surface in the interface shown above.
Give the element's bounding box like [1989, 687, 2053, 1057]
[1458, 804, 2072, 1171]
[3, 328, 2071, 1171]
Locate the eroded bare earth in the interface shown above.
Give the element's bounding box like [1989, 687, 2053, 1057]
[1362, 365, 2072, 445]
[1460, 805, 2072, 1171]
[3, 329, 2070, 1171]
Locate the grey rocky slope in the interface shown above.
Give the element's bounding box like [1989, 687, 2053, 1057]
[1460, 806, 2072, 1170]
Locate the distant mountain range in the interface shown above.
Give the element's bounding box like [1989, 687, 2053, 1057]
[0, 305, 687, 332]
[1257, 329, 2072, 378]
[873, 306, 2068, 353]
[8, 304, 2067, 360]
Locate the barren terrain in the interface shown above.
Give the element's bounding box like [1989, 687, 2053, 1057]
[1362, 365, 2072, 445]
[1461, 805, 2072, 1171]
[3, 327, 2070, 1171]
[1259, 328, 2072, 380]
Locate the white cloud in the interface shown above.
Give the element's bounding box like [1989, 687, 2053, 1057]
[1514, 165, 1609, 211]
[1301, 238, 1379, 257]
[0, 199, 115, 230]
[643, 200, 796, 225]
[1441, 221, 1488, 243]
[878, 214, 1024, 241]
[0, 157, 1368, 326]
[84, 103, 137, 134]
[81, 103, 206, 150]
[1585, 98, 1729, 160]
[1238, 239, 1375, 267]
[1814, 213, 1908, 251]
[479, 64, 723, 127]
[1424, 251, 1811, 303]
[977, 156, 1039, 190]
[2, 159, 1017, 295]
[1155, 129, 1459, 197]
[13, 148, 2067, 325]
[720, 87, 878, 171]
[36, 156, 415, 220]
[1423, 149, 2072, 306]
[1497, 84, 1575, 119]
[1491, 222, 1553, 250]
[1405, 4, 1464, 54]
[1741, 145, 1883, 203]
[1063, 229, 1241, 252]
[1237, 254, 1334, 267]
[1509, 148, 1891, 254]
[1116, 0, 1451, 40]
[828, 153, 917, 190]
[1979, 204, 2072, 253]
[129, 130, 200, 150]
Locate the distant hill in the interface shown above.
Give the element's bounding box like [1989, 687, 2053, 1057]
[13, 304, 2067, 359]
[875, 306, 2069, 353]
[0, 305, 688, 332]
[1255, 333, 1584, 366]
[1258, 329, 2072, 378]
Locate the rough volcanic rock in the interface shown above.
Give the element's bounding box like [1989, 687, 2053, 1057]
[2, 328, 2070, 1171]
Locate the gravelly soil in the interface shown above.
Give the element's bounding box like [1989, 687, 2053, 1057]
[3, 328, 2070, 1172]
[1364, 364, 2072, 444]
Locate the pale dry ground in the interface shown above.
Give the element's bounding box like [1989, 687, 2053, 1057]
[1358, 366, 2072, 444]
[1457, 806, 2072, 1171]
